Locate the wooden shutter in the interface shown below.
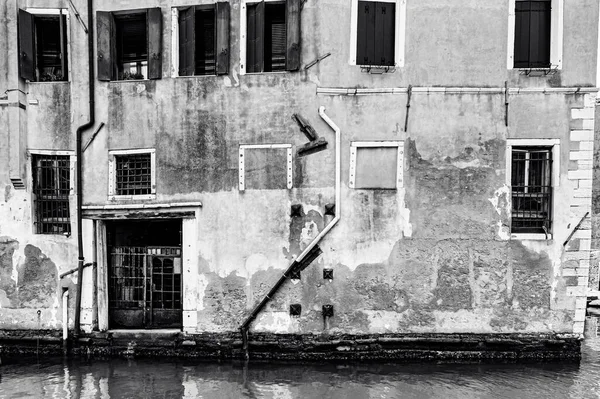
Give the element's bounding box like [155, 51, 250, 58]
[286, 0, 301, 71]
[246, 2, 264, 73]
[97, 11, 114, 81]
[178, 7, 195, 76]
[147, 8, 163, 79]
[18, 9, 35, 81]
[529, 1, 551, 67]
[216, 2, 230, 75]
[375, 2, 395, 66]
[356, 1, 376, 66]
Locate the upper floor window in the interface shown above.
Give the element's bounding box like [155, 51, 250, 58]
[508, 0, 563, 70]
[32, 153, 73, 234]
[175, 3, 230, 76]
[108, 149, 156, 200]
[240, 0, 301, 75]
[349, 0, 406, 68]
[97, 8, 163, 81]
[18, 9, 69, 82]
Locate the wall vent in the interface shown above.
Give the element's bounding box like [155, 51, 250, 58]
[10, 178, 25, 189]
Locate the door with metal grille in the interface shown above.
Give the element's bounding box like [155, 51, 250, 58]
[109, 246, 182, 329]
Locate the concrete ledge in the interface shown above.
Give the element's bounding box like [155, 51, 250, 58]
[0, 330, 581, 361]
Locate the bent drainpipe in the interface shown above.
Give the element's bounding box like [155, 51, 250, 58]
[74, 0, 95, 338]
[239, 106, 341, 358]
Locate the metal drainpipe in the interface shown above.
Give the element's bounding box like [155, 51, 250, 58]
[239, 106, 341, 358]
[73, 0, 95, 338]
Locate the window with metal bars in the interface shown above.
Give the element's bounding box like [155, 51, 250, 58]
[511, 147, 553, 234]
[514, 0, 551, 68]
[115, 153, 152, 196]
[32, 155, 71, 234]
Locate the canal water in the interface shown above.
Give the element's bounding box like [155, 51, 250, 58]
[2, 342, 600, 398]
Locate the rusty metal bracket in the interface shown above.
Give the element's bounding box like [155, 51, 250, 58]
[83, 122, 105, 152]
[404, 85, 412, 132]
[563, 212, 590, 247]
[304, 52, 331, 70]
[67, 0, 89, 34]
[504, 81, 509, 127]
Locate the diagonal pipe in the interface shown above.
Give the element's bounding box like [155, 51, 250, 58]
[239, 106, 341, 358]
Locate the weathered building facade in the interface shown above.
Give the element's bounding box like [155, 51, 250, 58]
[1, 0, 600, 358]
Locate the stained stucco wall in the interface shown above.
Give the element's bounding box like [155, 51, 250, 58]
[0, 0, 598, 336]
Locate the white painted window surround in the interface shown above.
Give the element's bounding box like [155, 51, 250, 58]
[28, 149, 76, 195]
[505, 139, 560, 241]
[349, 0, 407, 68]
[238, 144, 293, 190]
[349, 141, 404, 189]
[108, 148, 156, 201]
[25, 8, 72, 83]
[506, 0, 564, 70]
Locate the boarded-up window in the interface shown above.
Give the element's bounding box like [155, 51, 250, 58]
[178, 3, 230, 76]
[356, 1, 395, 66]
[239, 145, 293, 190]
[97, 8, 162, 81]
[18, 10, 68, 82]
[246, 0, 300, 73]
[349, 142, 404, 190]
[514, 0, 551, 68]
[32, 155, 71, 234]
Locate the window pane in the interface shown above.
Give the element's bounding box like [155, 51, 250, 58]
[35, 15, 68, 81]
[264, 3, 286, 72]
[196, 9, 216, 75]
[116, 14, 148, 80]
[115, 153, 152, 196]
[32, 155, 71, 234]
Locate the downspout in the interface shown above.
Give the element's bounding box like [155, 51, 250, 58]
[239, 106, 341, 358]
[74, 0, 95, 338]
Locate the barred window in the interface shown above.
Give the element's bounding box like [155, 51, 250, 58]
[115, 153, 152, 196]
[511, 147, 552, 234]
[32, 155, 71, 234]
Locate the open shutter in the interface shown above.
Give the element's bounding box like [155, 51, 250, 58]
[356, 1, 375, 66]
[179, 7, 195, 76]
[246, 2, 264, 73]
[375, 2, 395, 66]
[97, 11, 114, 81]
[216, 2, 230, 75]
[529, 1, 551, 67]
[18, 9, 35, 81]
[286, 0, 301, 71]
[147, 8, 163, 79]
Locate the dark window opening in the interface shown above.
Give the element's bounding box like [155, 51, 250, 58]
[32, 155, 71, 234]
[18, 10, 68, 82]
[511, 147, 553, 235]
[356, 1, 395, 66]
[514, 0, 551, 68]
[115, 153, 152, 196]
[195, 9, 216, 75]
[107, 220, 182, 329]
[246, 0, 301, 73]
[116, 13, 148, 80]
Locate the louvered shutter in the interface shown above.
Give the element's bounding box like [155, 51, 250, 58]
[528, 1, 551, 67]
[286, 0, 301, 71]
[356, 1, 376, 66]
[179, 7, 195, 76]
[147, 8, 163, 79]
[216, 2, 230, 75]
[97, 11, 115, 81]
[246, 2, 264, 73]
[18, 9, 35, 81]
[375, 2, 395, 66]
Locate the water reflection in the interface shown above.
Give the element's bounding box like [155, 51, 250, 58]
[2, 343, 600, 398]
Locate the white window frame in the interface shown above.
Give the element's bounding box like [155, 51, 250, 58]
[506, 139, 560, 240]
[239, 0, 291, 76]
[238, 144, 293, 190]
[349, 141, 404, 189]
[25, 8, 72, 83]
[506, 0, 563, 70]
[28, 149, 76, 235]
[108, 148, 156, 201]
[349, 0, 406, 68]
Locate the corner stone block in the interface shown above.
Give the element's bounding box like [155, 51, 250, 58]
[569, 151, 593, 161]
[183, 310, 198, 332]
[575, 308, 587, 322]
[570, 130, 594, 141]
[584, 94, 597, 108]
[571, 108, 595, 120]
[582, 119, 595, 130]
[568, 169, 593, 180]
[566, 286, 586, 296]
[574, 321, 585, 334]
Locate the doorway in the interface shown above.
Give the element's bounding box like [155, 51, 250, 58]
[106, 220, 182, 329]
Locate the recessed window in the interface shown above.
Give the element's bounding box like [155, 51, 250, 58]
[514, 1, 551, 68]
[511, 147, 553, 234]
[97, 8, 163, 81]
[176, 3, 230, 76]
[349, 0, 406, 68]
[240, 0, 301, 74]
[18, 9, 69, 82]
[109, 149, 156, 200]
[32, 154, 72, 234]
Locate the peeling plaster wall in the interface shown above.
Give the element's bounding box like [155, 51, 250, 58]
[1, 0, 599, 339]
